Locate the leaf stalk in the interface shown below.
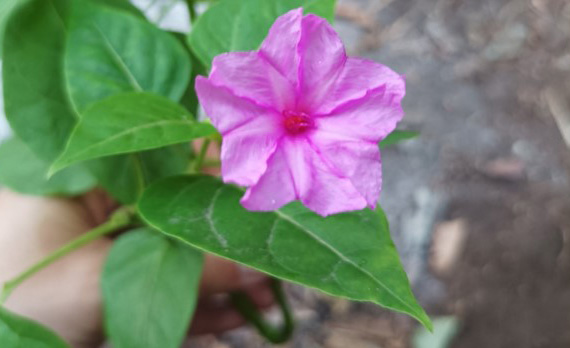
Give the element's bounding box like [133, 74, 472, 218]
[0, 206, 135, 305]
[185, 0, 197, 22]
[190, 139, 211, 173]
[230, 278, 295, 344]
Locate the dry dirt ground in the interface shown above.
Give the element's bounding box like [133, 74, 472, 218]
[192, 0, 570, 346]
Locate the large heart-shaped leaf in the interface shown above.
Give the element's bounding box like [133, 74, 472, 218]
[0, 137, 96, 196]
[0, 308, 69, 348]
[65, 0, 191, 112]
[60, 0, 195, 203]
[2, 0, 187, 204]
[51, 93, 216, 173]
[188, 0, 336, 68]
[103, 228, 203, 348]
[2, 0, 76, 161]
[138, 175, 431, 329]
[2, 0, 141, 161]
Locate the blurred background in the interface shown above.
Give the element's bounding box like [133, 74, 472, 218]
[2, 0, 570, 347]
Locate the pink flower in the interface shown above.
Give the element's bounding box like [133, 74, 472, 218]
[195, 8, 405, 216]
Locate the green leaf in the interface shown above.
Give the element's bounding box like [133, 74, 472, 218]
[65, 0, 191, 112]
[1, 0, 185, 203]
[51, 92, 216, 173]
[93, 0, 146, 18]
[59, 0, 195, 203]
[170, 31, 205, 116]
[86, 145, 191, 204]
[103, 228, 203, 348]
[138, 175, 431, 329]
[1, 0, 142, 161]
[0, 0, 20, 36]
[188, 0, 336, 68]
[0, 308, 69, 348]
[379, 130, 419, 149]
[0, 0, 22, 57]
[132, 145, 193, 188]
[2, 0, 76, 161]
[0, 137, 96, 196]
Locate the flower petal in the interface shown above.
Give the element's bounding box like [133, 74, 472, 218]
[260, 8, 303, 86]
[315, 85, 404, 143]
[196, 77, 282, 186]
[313, 58, 405, 115]
[240, 143, 297, 212]
[210, 52, 295, 112]
[297, 14, 347, 113]
[221, 116, 282, 187]
[309, 135, 382, 207]
[241, 137, 368, 216]
[300, 140, 368, 216]
[195, 77, 277, 135]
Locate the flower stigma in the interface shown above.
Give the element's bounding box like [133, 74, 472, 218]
[282, 110, 314, 135]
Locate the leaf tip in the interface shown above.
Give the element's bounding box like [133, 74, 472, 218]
[416, 310, 433, 332]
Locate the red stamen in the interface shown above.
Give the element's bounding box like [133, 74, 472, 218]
[283, 110, 314, 134]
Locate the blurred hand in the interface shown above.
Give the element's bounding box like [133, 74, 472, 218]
[0, 189, 272, 348]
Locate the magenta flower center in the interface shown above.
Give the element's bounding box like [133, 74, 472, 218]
[282, 110, 314, 135]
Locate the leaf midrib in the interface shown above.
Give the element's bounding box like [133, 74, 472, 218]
[271, 209, 422, 318]
[59, 119, 194, 165]
[198, 178, 422, 318]
[189, 177, 418, 315]
[93, 23, 143, 92]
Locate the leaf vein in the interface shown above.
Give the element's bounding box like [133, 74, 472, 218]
[273, 210, 420, 317]
[93, 23, 143, 92]
[62, 119, 193, 163]
[206, 186, 229, 248]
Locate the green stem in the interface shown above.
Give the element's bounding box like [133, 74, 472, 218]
[230, 278, 295, 344]
[202, 158, 221, 167]
[190, 139, 211, 173]
[0, 207, 134, 305]
[185, 0, 197, 22]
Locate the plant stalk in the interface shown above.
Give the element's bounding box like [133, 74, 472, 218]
[190, 139, 211, 173]
[0, 206, 134, 305]
[230, 278, 295, 344]
[185, 0, 197, 22]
